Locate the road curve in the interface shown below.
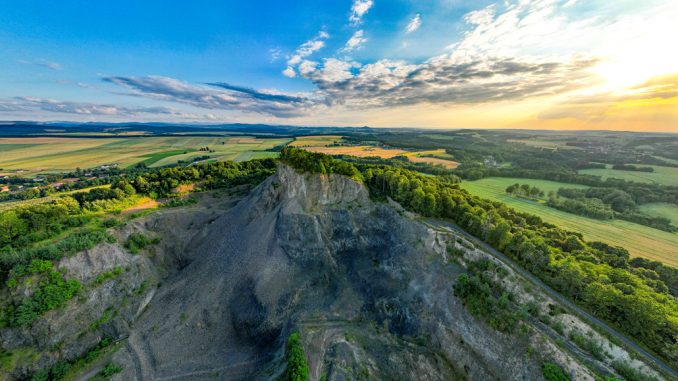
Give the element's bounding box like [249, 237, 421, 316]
[422, 217, 678, 379]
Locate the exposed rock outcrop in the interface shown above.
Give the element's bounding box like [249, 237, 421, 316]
[104, 164, 549, 380]
[2, 164, 587, 380]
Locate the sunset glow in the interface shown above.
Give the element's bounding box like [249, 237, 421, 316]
[1, 0, 676, 131]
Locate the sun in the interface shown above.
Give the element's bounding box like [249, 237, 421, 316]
[593, 4, 678, 92]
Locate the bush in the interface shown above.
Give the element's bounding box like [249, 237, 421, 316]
[30, 338, 114, 381]
[162, 197, 198, 208]
[542, 362, 570, 381]
[101, 218, 121, 228]
[611, 361, 658, 381]
[124, 233, 160, 254]
[453, 270, 524, 333]
[9, 269, 82, 326]
[285, 331, 309, 381]
[96, 362, 122, 378]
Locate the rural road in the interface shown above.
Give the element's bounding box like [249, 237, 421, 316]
[422, 217, 678, 379]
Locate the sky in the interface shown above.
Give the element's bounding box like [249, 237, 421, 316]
[1, 0, 677, 131]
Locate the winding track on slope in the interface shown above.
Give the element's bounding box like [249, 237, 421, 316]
[422, 217, 678, 379]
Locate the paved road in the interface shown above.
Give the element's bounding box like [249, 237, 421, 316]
[422, 217, 678, 379]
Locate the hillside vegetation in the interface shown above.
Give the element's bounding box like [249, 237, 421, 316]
[281, 149, 678, 368]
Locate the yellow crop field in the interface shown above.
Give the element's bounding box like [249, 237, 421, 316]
[303, 145, 407, 158]
[403, 149, 459, 169]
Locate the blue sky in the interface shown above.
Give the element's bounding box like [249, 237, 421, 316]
[1, 0, 677, 130]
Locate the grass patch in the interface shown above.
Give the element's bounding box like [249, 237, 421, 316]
[638, 203, 678, 226]
[579, 165, 678, 186]
[138, 149, 196, 167]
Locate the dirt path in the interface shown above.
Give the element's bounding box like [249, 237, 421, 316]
[122, 198, 159, 215]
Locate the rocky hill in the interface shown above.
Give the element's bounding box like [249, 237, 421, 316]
[1, 164, 663, 380]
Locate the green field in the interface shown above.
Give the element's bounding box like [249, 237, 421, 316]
[578, 165, 678, 186]
[638, 203, 678, 225]
[461, 177, 678, 266]
[0, 136, 291, 176]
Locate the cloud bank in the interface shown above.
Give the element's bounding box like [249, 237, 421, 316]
[102, 76, 316, 117]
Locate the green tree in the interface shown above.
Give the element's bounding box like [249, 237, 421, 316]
[285, 331, 309, 381]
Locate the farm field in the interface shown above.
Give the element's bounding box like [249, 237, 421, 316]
[639, 203, 678, 225]
[0, 136, 290, 176]
[460, 177, 678, 266]
[294, 137, 459, 166]
[403, 149, 459, 169]
[302, 145, 408, 158]
[578, 164, 678, 186]
[290, 135, 408, 158]
[288, 135, 343, 147]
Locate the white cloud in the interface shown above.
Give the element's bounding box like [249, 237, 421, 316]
[298, 60, 319, 77]
[282, 67, 296, 78]
[343, 30, 368, 52]
[406, 14, 422, 33]
[269, 48, 282, 62]
[349, 0, 374, 26]
[283, 31, 329, 77]
[17, 59, 62, 71]
[310, 59, 357, 84]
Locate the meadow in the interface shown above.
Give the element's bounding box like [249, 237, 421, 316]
[638, 203, 678, 226]
[0, 136, 289, 176]
[461, 177, 678, 266]
[578, 164, 678, 186]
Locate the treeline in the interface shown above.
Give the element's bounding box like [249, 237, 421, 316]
[359, 163, 677, 367]
[279, 148, 362, 180]
[547, 196, 614, 220]
[555, 188, 676, 231]
[455, 165, 678, 205]
[279, 151, 676, 367]
[612, 164, 654, 172]
[505, 183, 544, 199]
[131, 158, 276, 198]
[332, 153, 461, 180]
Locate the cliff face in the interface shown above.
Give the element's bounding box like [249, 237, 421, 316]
[104, 164, 547, 380]
[2, 164, 551, 380]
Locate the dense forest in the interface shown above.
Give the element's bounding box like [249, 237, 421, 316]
[554, 188, 677, 231]
[280, 148, 678, 368]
